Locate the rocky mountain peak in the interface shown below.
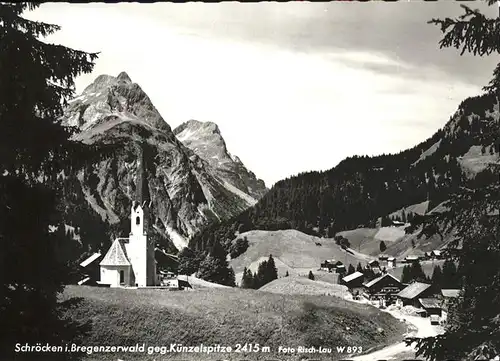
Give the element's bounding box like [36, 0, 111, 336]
[173, 119, 267, 201]
[117, 71, 132, 83]
[64, 72, 171, 134]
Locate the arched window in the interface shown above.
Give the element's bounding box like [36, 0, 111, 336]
[119, 270, 125, 284]
[136, 216, 140, 225]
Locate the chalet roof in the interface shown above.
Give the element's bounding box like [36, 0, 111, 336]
[405, 255, 420, 260]
[80, 252, 101, 268]
[387, 257, 396, 261]
[397, 282, 431, 299]
[368, 259, 379, 264]
[342, 271, 363, 283]
[419, 298, 442, 309]
[364, 273, 401, 288]
[100, 239, 131, 266]
[432, 250, 442, 256]
[378, 254, 389, 259]
[441, 289, 460, 298]
[77, 277, 90, 285]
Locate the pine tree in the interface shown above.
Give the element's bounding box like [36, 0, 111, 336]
[409, 262, 427, 283]
[0, 4, 102, 360]
[401, 265, 412, 284]
[347, 264, 356, 275]
[356, 262, 364, 273]
[285, 270, 289, 277]
[379, 241, 387, 253]
[431, 265, 443, 291]
[308, 271, 315, 280]
[442, 259, 458, 289]
[266, 254, 278, 283]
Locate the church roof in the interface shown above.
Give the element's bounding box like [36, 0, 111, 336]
[100, 239, 131, 266]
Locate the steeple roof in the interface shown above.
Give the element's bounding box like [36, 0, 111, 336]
[100, 239, 131, 266]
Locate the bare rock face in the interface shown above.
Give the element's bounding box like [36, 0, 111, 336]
[61, 72, 267, 251]
[174, 119, 268, 202]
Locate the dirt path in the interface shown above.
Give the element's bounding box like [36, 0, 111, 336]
[351, 308, 444, 361]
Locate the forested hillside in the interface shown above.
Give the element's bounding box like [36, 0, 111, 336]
[188, 92, 499, 255]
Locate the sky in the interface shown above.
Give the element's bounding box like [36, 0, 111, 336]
[26, 2, 499, 187]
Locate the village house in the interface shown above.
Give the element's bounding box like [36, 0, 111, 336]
[378, 254, 389, 261]
[363, 273, 404, 304]
[320, 259, 337, 272]
[387, 256, 397, 268]
[99, 152, 158, 288]
[78, 252, 102, 285]
[418, 298, 443, 317]
[396, 282, 434, 307]
[404, 255, 421, 264]
[342, 271, 364, 294]
[335, 262, 346, 274]
[368, 259, 380, 269]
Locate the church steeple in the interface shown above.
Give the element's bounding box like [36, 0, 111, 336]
[135, 143, 150, 207]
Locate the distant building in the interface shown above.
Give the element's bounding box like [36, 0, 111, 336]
[396, 282, 434, 307]
[368, 260, 380, 269]
[342, 271, 364, 293]
[404, 255, 421, 264]
[387, 257, 397, 268]
[320, 260, 337, 272]
[431, 250, 443, 259]
[392, 220, 405, 226]
[378, 254, 389, 261]
[363, 273, 404, 302]
[418, 298, 442, 317]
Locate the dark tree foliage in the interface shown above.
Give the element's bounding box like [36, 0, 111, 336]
[229, 236, 249, 259]
[347, 264, 356, 275]
[0, 3, 106, 360]
[308, 271, 315, 281]
[430, 265, 443, 291]
[240, 267, 255, 289]
[252, 255, 278, 289]
[356, 262, 364, 273]
[379, 241, 387, 253]
[196, 240, 235, 286]
[404, 9, 500, 348]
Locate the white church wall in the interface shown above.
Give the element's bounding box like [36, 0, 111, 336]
[100, 266, 132, 287]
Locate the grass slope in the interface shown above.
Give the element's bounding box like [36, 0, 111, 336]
[60, 286, 405, 361]
[260, 276, 349, 298]
[231, 230, 368, 278]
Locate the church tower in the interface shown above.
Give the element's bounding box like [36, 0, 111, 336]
[126, 143, 157, 287]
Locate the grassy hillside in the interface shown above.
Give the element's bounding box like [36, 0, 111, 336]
[230, 230, 369, 280]
[260, 276, 349, 298]
[59, 286, 405, 361]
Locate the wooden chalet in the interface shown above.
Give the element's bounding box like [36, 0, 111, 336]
[78, 252, 102, 285]
[335, 262, 346, 274]
[396, 282, 434, 307]
[342, 271, 364, 292]
[418, 298, 442, 317]
[363, 273, 404, 302]
[368, 259, 380, 269]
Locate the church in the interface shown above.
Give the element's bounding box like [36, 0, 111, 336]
[99, 149, 158, 287]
